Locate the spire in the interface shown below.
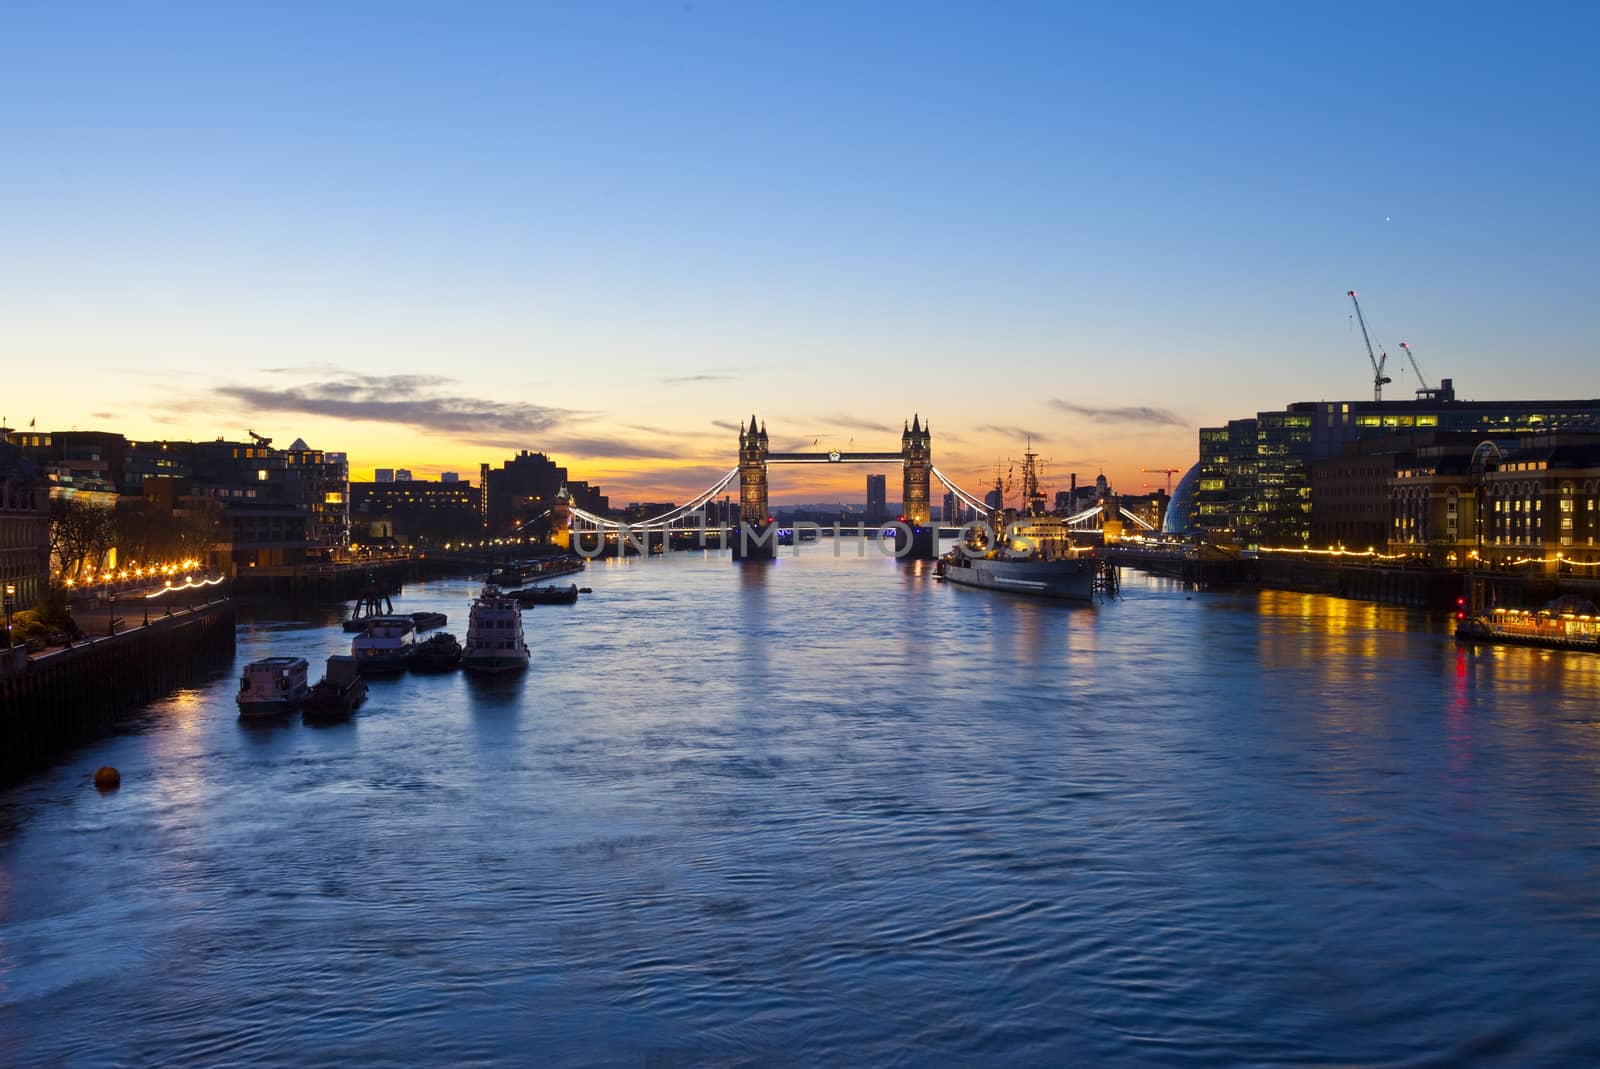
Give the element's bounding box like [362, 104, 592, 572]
[911, 413, 921, 434]
[749, 414, 759, 435]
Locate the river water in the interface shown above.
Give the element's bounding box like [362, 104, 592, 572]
[4, 544, 1600, 1066]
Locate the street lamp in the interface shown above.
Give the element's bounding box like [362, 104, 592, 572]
[3, 583, 14, 650]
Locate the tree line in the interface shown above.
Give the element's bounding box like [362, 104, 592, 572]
[49, 496, 225, 579]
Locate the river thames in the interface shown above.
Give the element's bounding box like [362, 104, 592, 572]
[4, 545, 1600, 1065]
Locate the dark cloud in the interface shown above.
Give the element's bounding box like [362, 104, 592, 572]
[710, 420, 744, 433]
[213, 374, 574, 438]
[1047, 400, 1185, 428]
[539, 436, 700, 461]
[977, 424, 1048, 441]
[91, 411, 116, 420]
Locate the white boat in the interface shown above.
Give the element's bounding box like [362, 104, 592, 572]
[351, 614, 416, 673]
[236, 656, 310, 718]
[462, 584, 530, 673]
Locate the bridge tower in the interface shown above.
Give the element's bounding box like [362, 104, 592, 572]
[734, 415, 774, 560]
[549, 485, 572, 551]
[898, 414, 936, 560]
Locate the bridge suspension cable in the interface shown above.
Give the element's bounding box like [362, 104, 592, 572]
[567, 467, 740, 531]
[1119, 506, 1157, 531]
[929, 465, 992, 516]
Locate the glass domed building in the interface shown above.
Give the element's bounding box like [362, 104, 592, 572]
[1162, 463, 1201, 536]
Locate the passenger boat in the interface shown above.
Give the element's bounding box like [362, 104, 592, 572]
[409, 610, 448, 632]
[302, 654, 368, 721]
[351, 614, 416, 673]
[236, 656, 310, 718]
[1456, 596, 1600, 653]
[462, 584, 530, 673]
[513, 583, 579, 606]
[412, 631, 464, 672]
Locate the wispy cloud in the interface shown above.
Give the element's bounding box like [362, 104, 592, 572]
[1047, 400, 1185, 428]
[817, 414, 894, 433]
[658, 369, 740, 386]
[977, 424, 1048, 441]
[212, 374, 576, 439]
[710, 419, 744, 433]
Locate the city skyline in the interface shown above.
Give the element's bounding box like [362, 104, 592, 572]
[5, 4, 1598, 502]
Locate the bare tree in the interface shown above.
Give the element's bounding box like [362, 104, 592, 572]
[49, 497, 115, 577]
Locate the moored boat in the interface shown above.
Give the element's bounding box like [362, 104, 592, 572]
[462, 584, 530, 673]
[1456, 596, 1600, 653]
[237, 656, 310, 718]
[936, 445, 1099, 602]
[302, 654, 368, 721]
[410, 610, 448, 632]
[939, 543, 1098, 601]
[412, 631, 464, 672]
[351, 615, 416, 673]
[514, 583, 579, 606]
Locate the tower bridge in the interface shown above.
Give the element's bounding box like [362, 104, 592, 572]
[549, 414, 1154, 561]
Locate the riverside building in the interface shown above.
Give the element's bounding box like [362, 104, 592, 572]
[1197, 381, 1600, 548]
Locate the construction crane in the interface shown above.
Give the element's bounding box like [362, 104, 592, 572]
[246, 429, 273, 448]
[1398, 341, 1431, 394]
[1142, 467, 1181, 493]
[1347, 290, 1391, 402]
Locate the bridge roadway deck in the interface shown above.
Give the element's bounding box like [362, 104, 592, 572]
[765, 452, 903, 463]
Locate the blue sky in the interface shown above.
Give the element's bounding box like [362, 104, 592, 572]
[3, 2, 1596, 501]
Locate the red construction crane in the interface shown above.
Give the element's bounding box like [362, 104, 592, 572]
[1142, 467, 1181, 493]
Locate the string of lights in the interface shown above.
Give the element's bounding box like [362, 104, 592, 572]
[143, 576, 226, 599]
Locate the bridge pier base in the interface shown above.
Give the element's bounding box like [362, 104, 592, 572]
[731, 523, 777, 561]
[895, 524, 938, 561]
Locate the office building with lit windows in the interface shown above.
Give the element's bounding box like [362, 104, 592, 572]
[1198, 381, 1600, 548]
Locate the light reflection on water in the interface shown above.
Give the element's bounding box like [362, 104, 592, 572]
[3, 545, 1600, 1065]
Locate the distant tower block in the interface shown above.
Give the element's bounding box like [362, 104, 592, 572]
[735, 415, 774, 560]
[898, 415, 936, 560]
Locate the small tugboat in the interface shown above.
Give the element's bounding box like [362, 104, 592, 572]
[351, 614, 416, 673]
[409, 610, 448, 632]
[514, 583, 579, 606]
[412, 631, 464, 672]
[302, 654, 368, 721]
[237, 656, 310, 719]
[462, 584, 530, 673]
